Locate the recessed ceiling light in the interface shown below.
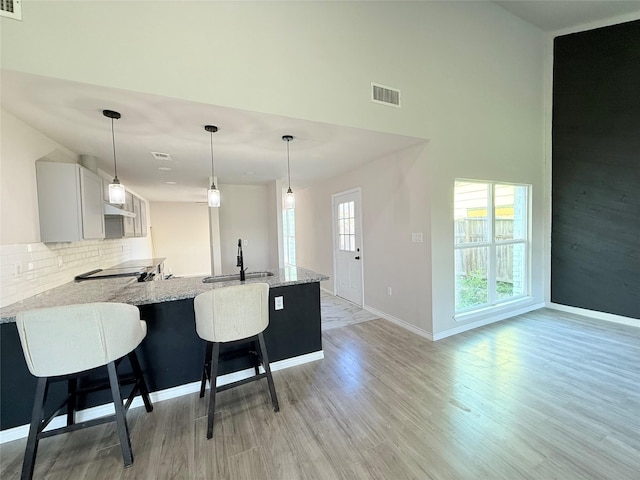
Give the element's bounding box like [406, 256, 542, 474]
[165, 181, 177, 185]
[158, 166, 172, 171]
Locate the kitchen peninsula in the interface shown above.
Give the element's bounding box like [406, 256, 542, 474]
[0, 266, 328, 433]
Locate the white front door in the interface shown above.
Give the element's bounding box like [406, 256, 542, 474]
[333, 189, 363, 305]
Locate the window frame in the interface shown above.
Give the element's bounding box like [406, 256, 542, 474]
[282, 206, 296, 267]
[454, 180, 531, 315]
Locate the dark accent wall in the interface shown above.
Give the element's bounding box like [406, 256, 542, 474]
[552, 20, 640, 319]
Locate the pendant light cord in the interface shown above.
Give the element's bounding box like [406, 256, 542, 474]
[111, 117, 118, 180]
[286, 138, 291, 190]
[210, 132, 215, 188]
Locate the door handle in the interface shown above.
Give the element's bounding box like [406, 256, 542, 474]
[355, 256, 360, 260]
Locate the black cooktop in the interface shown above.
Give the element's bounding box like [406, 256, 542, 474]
[75, 258, 165, 282]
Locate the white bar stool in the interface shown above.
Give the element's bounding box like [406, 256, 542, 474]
[194, 283, 279, 439]
[15, 302, 153, 480]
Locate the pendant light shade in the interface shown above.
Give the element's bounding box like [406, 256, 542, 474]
[207, 188, 221, 208]
[103, 109, 126, 205]
[282, 135, 295, 209]
[284, 188, 295, 209]
[205, 125, 220, 208]
[108, 180, 126, 205]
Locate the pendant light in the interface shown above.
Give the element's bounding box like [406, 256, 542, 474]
[205, 125, 220, 208]
[282, 135, 295, 209]
[103, 109, 126, 205]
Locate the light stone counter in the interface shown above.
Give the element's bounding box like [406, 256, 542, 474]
[0, 266, 329, 323]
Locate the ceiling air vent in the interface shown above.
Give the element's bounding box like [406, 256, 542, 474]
[371, 82, 401, 108]
[1, 0, 22, 20]
[151, 151, 173, 161]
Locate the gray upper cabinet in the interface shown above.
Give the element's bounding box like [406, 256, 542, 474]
[104, 189, 146, 238]
[133, 195, 143, 236]
[36, 161, 105, 242]
[123, 191, 135, 237]
[138, 198, 147, 236]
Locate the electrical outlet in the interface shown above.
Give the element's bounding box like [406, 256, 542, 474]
[14, 263, 22, 276]
[243, 239, 249, 246]
[57, 256, 63, 267]
[387, 287, 392, 296]
[274, 296, 284, 310]
[411, 232, 424, 243]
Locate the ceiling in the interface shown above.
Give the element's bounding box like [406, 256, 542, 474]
[494, 0, 640, 32]
[1, 70, 425, 203]
[2, 3, 638, 203]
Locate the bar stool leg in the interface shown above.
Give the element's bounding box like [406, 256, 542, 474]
[206, 342, 220, 439]
[128, 351, 153, 412]
[67, 378, 77, 426]
[252, 339, 260, 375]
[257, 333, 279, 412]
[107, 362, 133, 467]
[200, 342, 213, 398]
[21, 377, 49, 480]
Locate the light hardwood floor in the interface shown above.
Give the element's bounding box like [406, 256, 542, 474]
[1, 307, 638, 479]
[320, 291, 378, 330]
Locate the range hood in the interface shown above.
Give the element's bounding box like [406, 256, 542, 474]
[103, 203, 136, 217]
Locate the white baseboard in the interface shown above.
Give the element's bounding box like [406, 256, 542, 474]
[546, 302, 639, 328]
[435, 302, 545, 340]
[0, 350, 324, 444]
[364, 303, 547, 342]
[363, 305, 434, 341]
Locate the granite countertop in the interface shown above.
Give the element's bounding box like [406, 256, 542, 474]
[0, 266, 329, 323]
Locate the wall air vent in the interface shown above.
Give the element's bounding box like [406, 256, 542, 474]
[371, 82, 401, 108]
[151, 151, 173, 161]
[1, 0, 22, 20]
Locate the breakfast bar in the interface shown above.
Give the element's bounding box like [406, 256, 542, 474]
[0, 267, 328, 433]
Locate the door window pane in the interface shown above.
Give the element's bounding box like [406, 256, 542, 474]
[338, 201, 356, 252]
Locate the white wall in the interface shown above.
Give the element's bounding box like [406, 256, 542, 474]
[0, 1, 540, 139]
[266, 180, 282, 269]
[149, 202, 210, 277]
[0, 110, 76, 244]
[218, 184, 272, 274]
[290, 3, 546, 337]
[297, 143, 433, 333]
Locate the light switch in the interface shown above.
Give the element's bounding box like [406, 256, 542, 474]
[274, 296, 284, 310]
[411, 232, 423, 243]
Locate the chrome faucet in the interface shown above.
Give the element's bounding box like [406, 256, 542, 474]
[236, 238, 247, 281]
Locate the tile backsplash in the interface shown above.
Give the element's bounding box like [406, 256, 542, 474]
[0, 239, 132, 308]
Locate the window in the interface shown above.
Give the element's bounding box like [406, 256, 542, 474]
[454, 180, 529, 314]
[338, 200, 356, 252]
[283, 207, 296, 266]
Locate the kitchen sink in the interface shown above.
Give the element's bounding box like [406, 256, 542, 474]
[202, 271, 274, 283]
